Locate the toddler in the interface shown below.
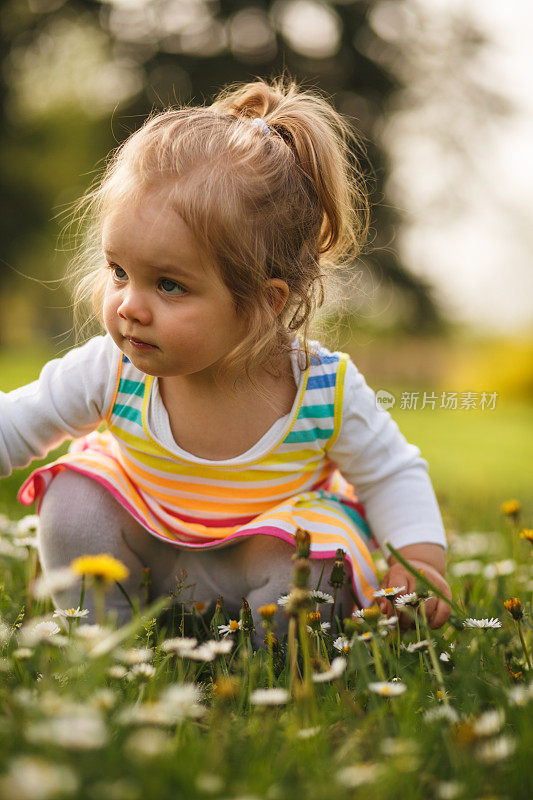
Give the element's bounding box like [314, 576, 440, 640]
[1, 76, 451, 635]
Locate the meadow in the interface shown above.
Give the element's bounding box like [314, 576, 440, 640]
[0, 341, 531, 800]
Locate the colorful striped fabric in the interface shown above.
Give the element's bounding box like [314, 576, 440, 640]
[19, 337, 379, 605]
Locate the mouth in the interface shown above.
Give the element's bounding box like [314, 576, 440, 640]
[126, 336, 157, 350]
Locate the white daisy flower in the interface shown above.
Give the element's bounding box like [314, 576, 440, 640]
[306, 621, 331, 634]
[126, 663, 156, 681]
[31, 566, 79, 599]
[277, 594, 290, 606]
[463, 617, 502, 629]
[181, 643, 216, 662]
[206, 638, 234, 655]
[472, 708, 505, 737]
[368, 681, 407, 697]
[74, 624, 111, 641]
[161, 636, 198, 653]
[310, 590, 334, 604]
[125, 728, 173, 760]
[114, 647, 153, 665]
[333, 636, 352, 653]
[402, 639, 431, 653]
[14, 515, 39, 536]
[26, 707, 108, 750]
[0, 756, 78, 799]
[506, 685, 533, 706]
[352, 609, 365, 618]
[440, 651, 451, 662]
[372, 586, 406, 599]
[483, 559, 516, 579]
[423, 705, 460, 723]
[312, 657, 346, 683]
[357, 631, 373, 642]
[161, 683, 204, 718]
[436, 780, 464, 799]
[296, 726, 321, 739]
[250, 688, 290, 706]
[476, 735, 516, 762]
[450, 560, 484, 577]
[218, 620, 242, 637]
[337, 762, 383, 788]
[378, 616, 398, 628]
[108, 665, 128, 680]
[394, 593, 420, 607]
[0, 538, 29, 560]
[53, 607, 89, 620]
[12, 647, 34, 660]
[19, 618, 61, 646]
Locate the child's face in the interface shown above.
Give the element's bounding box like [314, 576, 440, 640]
[101, 184, 248, 386]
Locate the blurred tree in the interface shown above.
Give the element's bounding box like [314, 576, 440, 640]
[0, 0, 507, 344]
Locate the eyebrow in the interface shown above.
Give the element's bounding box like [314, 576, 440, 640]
[103, 248, 198, 282]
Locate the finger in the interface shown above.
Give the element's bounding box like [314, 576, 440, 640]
[422, 597, 438, 621]
[428, 600, 452, 629]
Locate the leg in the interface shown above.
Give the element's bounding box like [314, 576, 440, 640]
[37, 470, 181, 628]
[225, 534, 354, 646]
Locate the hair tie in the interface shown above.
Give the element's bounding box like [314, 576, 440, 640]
[251, 117, 270, 136]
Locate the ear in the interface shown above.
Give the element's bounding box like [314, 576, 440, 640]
[265, 278, 289, 317]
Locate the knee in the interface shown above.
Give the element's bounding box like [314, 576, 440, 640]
[239, 535, 295, 592]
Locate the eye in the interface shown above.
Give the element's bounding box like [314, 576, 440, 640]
[108, 263, 127, 281]
[159, 278, 185, 296]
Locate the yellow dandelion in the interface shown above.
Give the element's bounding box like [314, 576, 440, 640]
[501, 499, 521, 518]
[504, 597, 523, 621]
[519, 529, 533, 544]
[70, 554, 129, 584]
[258, 603, 277, 621]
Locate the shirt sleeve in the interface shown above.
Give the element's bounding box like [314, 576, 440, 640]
[327, 357, 448, 558]
[0, 334, 120, 477]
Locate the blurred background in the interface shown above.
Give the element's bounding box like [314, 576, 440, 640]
[0, 0, 531, 522]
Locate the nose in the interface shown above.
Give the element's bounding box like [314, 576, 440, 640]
[117, 288, 152, 326]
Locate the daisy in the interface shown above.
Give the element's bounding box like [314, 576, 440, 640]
[115, 647, 153, 665]
[337, 763, 383, 788]
[394, 592, 420, 607]
[476, 735, 516, 763]
[31, 566, 79, 600]
[126, 663, 156, 681]
[20, 619, 61, 646]
[472, 709, 505, 737]
[450, 560, 484, 577]
[181, 643, 216, 662]
[161, 636, 198, 653]
[310, 590, 334, 604]
[368, 681, 407, 697]
[312, 657, 346, 683]
[306, 621, 331, 634]
[277, 594, 290, 606]
[372, 586, 406, 599]
[423, 705, 459, 723]
[206, 639, 234, 656]
[333, 636, 352, 654]
[249, 688, 290, 706]
[161, 683, 205, 718]
[218, 620, 242, 637]
[53, 607, 89, 620]
[402, 639, 431, 653]
[378, 616, 398, 628]
[463, 617, 502, 629]
[483, 560, 516, 579]
[0, 756, 78, 799]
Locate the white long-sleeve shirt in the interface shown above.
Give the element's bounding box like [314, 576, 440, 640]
[1, 334, 447, 558]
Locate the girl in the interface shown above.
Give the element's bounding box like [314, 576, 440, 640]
[2, 76, 451, 635]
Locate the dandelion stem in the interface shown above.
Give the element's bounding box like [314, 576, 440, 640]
[370, 635, 386, 682]
[516, 620, 532, 671]
[420, 603, 449, 705]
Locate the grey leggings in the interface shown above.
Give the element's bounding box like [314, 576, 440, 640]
[37, 470, 354, 638]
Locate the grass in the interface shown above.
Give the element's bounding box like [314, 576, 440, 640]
[0, 510, 531, 799]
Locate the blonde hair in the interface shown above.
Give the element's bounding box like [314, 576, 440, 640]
[66, 73, 370, 400]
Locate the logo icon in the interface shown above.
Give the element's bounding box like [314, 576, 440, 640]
[376, 389, 396, 411]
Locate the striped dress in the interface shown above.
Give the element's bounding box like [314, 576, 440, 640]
[19, 338, 379, 606]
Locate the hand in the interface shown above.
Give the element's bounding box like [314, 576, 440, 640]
[374, 560, 452, 631]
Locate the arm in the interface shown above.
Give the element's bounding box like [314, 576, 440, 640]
[0, 334, 119, 476]
[327, 359, 451, 628]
